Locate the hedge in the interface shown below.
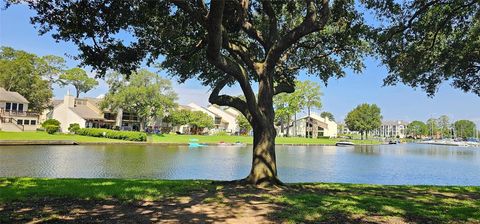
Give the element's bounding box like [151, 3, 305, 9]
[45, 125, 60, 134]
[76, 128, 147, 142]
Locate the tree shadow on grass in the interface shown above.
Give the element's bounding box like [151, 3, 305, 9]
[0, 178, 281, 223]
[1, 178, 479, 223]
[271, 184, 480, 223]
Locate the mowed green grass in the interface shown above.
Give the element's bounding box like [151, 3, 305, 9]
[0, 131, 379, 144]
[153, 134, 380, 145]
[0, 178, 478, 223]
[0, 131, 125, 143]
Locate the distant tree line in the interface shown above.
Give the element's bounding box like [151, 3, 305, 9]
[407, 117, 477, 139]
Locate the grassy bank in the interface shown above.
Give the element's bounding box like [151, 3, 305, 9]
[153, 134, 380, 145]
[0, 131, 380, 145]
[0, 131, 125, 143]
[1, 178, 479, 223]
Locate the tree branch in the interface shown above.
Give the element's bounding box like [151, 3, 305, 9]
[265, 0, 330, 72]
[261, 0, 278, 45]
[209, 78, 252, 122]
[171, 0, 208, 27]
[273, 82, 295, 95]
[242, 21, 268, 50]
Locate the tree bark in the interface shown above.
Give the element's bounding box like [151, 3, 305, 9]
[139, 118, 145, 132]
[286, 116, 291, 137]
[294, 113, 297, 137]
[244, 122, 281, 185]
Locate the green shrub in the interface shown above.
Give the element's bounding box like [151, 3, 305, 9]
[214, 131, 229, 136]
[45, 125, 59, 134]
[42, 119, 61, 128]
[76, 128, 147, 141]
[68, 123, 80, 133]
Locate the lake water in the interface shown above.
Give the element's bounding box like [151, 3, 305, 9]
[0, 144, 479, 185]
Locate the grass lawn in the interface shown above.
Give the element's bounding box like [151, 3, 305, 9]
[0, 131, 125, 143]
[153, 134, 380, 145]
[0, 131, 380, 145]
[1, 178, 479, 223]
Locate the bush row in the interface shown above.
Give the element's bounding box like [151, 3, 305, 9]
[76, 128, 147, 142]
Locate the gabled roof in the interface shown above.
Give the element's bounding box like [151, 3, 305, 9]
[0, 87, 29, 104]
[70, 105, 104, 120]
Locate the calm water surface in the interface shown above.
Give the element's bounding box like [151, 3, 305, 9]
[0, 144, 479, 185]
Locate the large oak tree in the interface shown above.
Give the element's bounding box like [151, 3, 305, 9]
[10, 0, 479, 185]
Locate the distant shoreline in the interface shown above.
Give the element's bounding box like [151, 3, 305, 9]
[0, 140, 382, 146]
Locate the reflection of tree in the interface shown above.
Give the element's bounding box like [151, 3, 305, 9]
[352, 146, 381, 155]
[101, 145, 178, 178]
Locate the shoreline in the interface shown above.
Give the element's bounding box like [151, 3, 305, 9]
[0, 139, 382, 146]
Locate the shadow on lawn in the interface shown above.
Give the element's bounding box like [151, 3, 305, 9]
[0, 178, 479, 223]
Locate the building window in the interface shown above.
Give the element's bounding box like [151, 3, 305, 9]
[6, 103, 11, 110]
[215, 117, 222, 125]
[30, 120, 37, 125]
[18, 104, 24, 111]
[23, 120, 30, 125]
[17, 119, 23, 125]
[12, 103, 17, 111]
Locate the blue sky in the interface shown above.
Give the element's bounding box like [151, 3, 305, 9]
[1, 4, 479, 126]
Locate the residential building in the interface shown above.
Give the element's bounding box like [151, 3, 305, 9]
[45, 92, 142, 132]
[0, 88, 39, 131]
[372, 120, 409, 138]
[169, 103, 241, 134]
[278, 113, 338, 138]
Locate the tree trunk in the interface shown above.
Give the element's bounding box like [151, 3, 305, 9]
[361, 131, 364, 140]
[74, 85, 80, 98]
[294, 113, 297, 137]
[245, 123, 281, 185]
[139, 119, 145, 131]
[280, 118, 284, 137]
[286, 116, 291, 137]
[365, 131, 368, 140]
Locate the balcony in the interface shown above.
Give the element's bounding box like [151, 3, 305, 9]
[0, 109, 38, 117]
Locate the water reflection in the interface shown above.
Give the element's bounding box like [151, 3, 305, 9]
[0, 143, 478, 185]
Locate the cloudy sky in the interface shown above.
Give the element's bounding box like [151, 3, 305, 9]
[1, 4, 479, 126]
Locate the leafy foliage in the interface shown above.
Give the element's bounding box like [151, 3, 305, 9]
[68, 123, 80, 134]
[406, 120, 429, 137]
[76, 128, 147, 141]
[0, 47, 62, 112]
[101, 69, 177, 130]
[366, 0, 480, 96]
[41, 119, 60, 128]
[296, 80, 323, 115]
[320, 112, 335, 121]
[189, 111, 214, 134]
[164, 109, 213, 134]
[345, 103, 382, 139]
[426, 118, 440, 137]
[453, 120, 477, 138]
[59, 68, 98, 98]
[437, 115, 452, 138]
[45, 125, 59, 134]
[236, 115, 252, 135]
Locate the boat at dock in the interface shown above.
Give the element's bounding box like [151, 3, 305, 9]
[336, 141, 355, 146]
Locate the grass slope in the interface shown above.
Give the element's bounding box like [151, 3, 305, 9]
[153, 134, 379, 145]
[0, 131, 380, 144]
[0, 131, 125, 143]
[1, 178, 478, 223]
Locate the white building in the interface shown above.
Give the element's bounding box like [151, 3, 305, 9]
[0, 88, 39, 131]
[170, 103, 241, 134]
[45, 92, 142, 132]
[278, 113, 338, 138]
[372, 120, 409, 138]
